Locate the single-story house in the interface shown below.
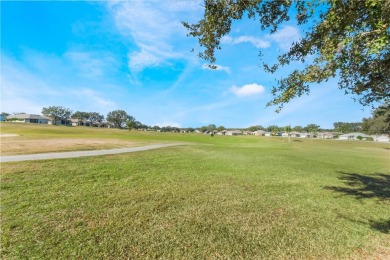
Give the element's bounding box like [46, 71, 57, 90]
[264, 132, 272, 136]
[217, 130, 227, 135]
[374, 134, 390, 142]
[290, 132, 301, 138]
[252, 130, 266, 136]
[281, 132, 289, 137]
[225, 130, 242, 136]
[47, 118, 72, 126]
[338, 132, 369, 140]
[299, 132, 311, 138]
[0, 115, 5, 121]
[6, 114, 50, 124]
[317, 132, 337, 139]
[71, 119, 93, 126]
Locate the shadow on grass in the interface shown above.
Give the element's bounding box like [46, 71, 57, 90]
[327, 172, 390, 234]
[325, 172, 390, 201]
[369, 219, 390, 233]
[337, 215, 390, 234]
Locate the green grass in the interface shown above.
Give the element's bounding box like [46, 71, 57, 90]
[1, 123, 389, 259]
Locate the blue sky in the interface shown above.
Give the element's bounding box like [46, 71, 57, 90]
[1, 1, 372, 129]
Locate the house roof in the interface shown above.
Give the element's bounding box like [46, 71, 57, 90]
[7, 114, 50, 120]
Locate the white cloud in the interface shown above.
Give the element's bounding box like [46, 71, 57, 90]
[221, 35, 270, 48]
[230, 83, 265, 97]
[77, 88, 116, 108]
[109, 1, 199, 73]
[0, 53, 118, 115]
[269, 26, 301, 50]
[64, 51, 116, 78]
[221, 26, 300, 51]
[202, 63, 231, 74]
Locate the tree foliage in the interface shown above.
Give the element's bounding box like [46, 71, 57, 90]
[125, 116, 137, 131]
[183, 0, 390, 111]
[88, 112, 105, 125]
[107, 110, 131, 129]
[362, 102, 390, 135]
[42, 106, 72, 125]
[72, 111, 89, 124]
[217, 125, 226, 131]
[304, 124, 320, 138]
[333, 122, 362, 133]
[72, 111, 104, 126]
[1, 112, 10, 117]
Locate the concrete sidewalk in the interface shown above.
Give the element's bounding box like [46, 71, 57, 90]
[0, 143, 186, 163]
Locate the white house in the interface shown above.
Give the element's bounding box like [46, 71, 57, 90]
[338, 132, 369, 140]
[375, 135, 390, 142]
[6, 114, 50, 124]
[252, 130, 266, 136]
[317, 132, 337, 139]
[290, 132, 301, 138]
[299, 132, 311, 138]
[225, 130, 242, 136]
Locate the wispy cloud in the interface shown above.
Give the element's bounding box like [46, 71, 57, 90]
[0, 53, 117, 115]
[221, 35, 270, 48]
[109, 1, 200, 73]
[65, 51, 117, 78]
[221, 26, 300, 51]
[77, 88, 116, 108]
[268, 26, 301, 50]
[202, 63, 231, 74]
[230, 83, 265, 97]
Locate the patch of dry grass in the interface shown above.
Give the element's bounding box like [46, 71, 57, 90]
[0, 137, 142, 155]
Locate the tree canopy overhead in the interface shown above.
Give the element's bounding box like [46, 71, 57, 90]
[183, 0, 389, 111]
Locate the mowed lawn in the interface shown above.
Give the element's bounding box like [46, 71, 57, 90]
[1, 123, 389, 259]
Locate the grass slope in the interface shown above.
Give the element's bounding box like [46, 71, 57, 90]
[1, 123, 389, 259]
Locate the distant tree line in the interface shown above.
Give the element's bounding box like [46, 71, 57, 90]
[1, 103, 389, 135]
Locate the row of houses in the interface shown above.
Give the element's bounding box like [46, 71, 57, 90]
[3, 113, 389, 142]
[4, 114, 111, 127]
[202, 129, 389, 142]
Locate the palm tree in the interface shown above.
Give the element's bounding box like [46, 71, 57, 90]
[285, 125, 292, 142]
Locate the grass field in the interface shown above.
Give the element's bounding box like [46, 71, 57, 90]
[1, 122, 389, 259]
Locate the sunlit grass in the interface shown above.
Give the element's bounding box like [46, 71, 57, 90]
[1, 123, 389, 258]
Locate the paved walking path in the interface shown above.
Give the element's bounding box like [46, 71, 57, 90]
[0, 143, 187, 163]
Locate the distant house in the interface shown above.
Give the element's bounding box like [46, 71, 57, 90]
[0, 115, 5, 121]
[217, 130, 227, 135]
[225, 130, 242, 136]
[6, 114, 50, 124]
[264, 132, 272, 137]
[374, 135, 390, 142]
[338, 132, 368, 140]
[290, 132, 301, 138]
[299, 132, 311, 138]
[281, 132, 289, 137]
[47, 118, 72, 126]
[252, 130, 266, 136]
[317, 132, 337, 139]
